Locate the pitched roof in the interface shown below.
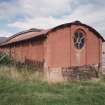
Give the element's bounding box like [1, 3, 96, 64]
[0, 21, 104, 46]
[2, 30, 49, 45]
[48, 21, 104, 41]
[0, 37, 8, 44]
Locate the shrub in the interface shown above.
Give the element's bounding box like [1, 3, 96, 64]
[100, 74, 105, 81]
[0, 52, 12, 65]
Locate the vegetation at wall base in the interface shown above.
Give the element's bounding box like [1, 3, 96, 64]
[0, 75, 105, 105]
[0, 52, 105, 105]
[0, 65, 105, 105]
[0, 52, 12, 65]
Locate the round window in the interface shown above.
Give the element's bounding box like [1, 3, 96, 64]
[74, 31, 85, 49]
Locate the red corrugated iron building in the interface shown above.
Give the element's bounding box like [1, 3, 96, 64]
[0, 21, 104, 81]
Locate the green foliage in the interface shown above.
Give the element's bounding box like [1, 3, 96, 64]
[0, 77, 105, 105]
[0, 64, 43, 81]
[15, 62, 41, 73]
[100, 74, 105, 81]
[0, 55, 104, 105]
[0, 64, 105, 105]
[0, 52, 12, 65]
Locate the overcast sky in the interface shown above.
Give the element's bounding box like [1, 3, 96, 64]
[0, 0, 105, 38]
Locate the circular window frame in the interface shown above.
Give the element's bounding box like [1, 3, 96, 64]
[73, 29, 86, 50]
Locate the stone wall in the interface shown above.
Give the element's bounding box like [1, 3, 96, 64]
[45, 65, 100, 82]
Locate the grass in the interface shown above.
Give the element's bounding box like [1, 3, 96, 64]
[0, 65, 105, 105]
[0, 64, 43, 81]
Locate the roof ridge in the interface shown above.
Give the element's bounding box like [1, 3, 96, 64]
[0, 21, 104, 46]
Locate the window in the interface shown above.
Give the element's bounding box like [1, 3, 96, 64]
[74, 31, 85, 49]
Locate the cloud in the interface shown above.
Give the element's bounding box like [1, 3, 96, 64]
[8, 2, 105, 36]
[0, 0, 73, 20]
[8, 0, 75, 29]
[0, 0, 21, 20]
[0, 30, 12, 37]
[19, 0, 73, 17]
[0, 0, 105, 37]
[8, 17, 63, 29]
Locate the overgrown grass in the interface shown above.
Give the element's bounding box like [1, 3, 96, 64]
[0, 65, 105, 105]
[0, 52, 105, 105]
[0, 52, 12, 65]
[0, 64, 43, 81]
[0, 52, 44, 81]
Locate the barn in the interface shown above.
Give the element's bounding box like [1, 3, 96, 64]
[0, 21, 104, 81]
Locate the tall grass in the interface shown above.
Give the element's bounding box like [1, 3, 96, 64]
[0, 65, 43, 81]
[0, 52, 12, 65]
[0, 52, 44, 81]
[0, 72, 105, 105]
[0, 53, 105, 105]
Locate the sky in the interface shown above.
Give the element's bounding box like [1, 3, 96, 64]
[0, 0, 105, 38]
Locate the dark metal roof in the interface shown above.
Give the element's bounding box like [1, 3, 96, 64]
[0, 29, 49, 46]
[0, 21, 104, 46]
[5, 28, 44, 42]
[0, 37, 8, 44]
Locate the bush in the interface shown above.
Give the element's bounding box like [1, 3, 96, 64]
[100, 74, 105, 81]
[0, 52, 12, 65]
